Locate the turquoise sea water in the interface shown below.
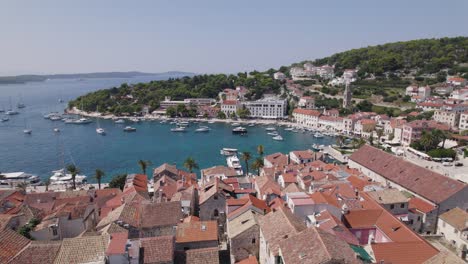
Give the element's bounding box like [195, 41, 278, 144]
[0, 76, 336, 182]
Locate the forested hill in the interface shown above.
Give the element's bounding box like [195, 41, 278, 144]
[305, 37, 468, 76]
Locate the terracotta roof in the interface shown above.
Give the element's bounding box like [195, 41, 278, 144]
[438, 207, 468, 231]
[0, 229, 30, 263]
[235, 255, 258, 264]
[314, 210, 359, 245]
[54, 235, 108, 264]
[292, 108, 321, 116]
[347, 175, 373, 191]
[350, 145, 467, 204]
[280, 172, 296, 183]
[257, 207, 306, 256]
[9, 241, 61, 264]
[185, 247, 219, 264]
[281, 183, 302, 194]
[106, 232, 128, 255]
[222, 100, 238, 105]
[291, 150, 315, 160]
[255, 176, 281, 197]
[408, 197, 436, 214]
[228, 210, 258, 238]
[278, 227, 360, 264]
[366, 188, 408, 204]
[264, 152, 289, 168]
[268, 197, 285, 210]
[176, 221, 218, 243]
[344, 209, 383, 228]
[201, 165, 238, 178]
[372, 242, 438, 264]
[140, 236, 174, 263]
[140, 201, 182, 228]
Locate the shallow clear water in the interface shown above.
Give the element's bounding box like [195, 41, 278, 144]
[0, 77, 336, 182]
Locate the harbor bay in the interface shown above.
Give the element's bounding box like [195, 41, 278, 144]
[0, 77, 336, 183]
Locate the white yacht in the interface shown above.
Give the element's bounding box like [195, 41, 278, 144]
[226, 155, 243, 175]
[73, 118, 92, 124]
[284, 127, 294, 131]
[115, 119, 125, 124]
[53, 128, 60, 133]
[6, 110, 19, 115]
[231, 122, 241, 126]
[208, 120, 216, 124]
[314, 132, 324, 138]
[50, 169, 87, 185]
[220, 148, 238, 156]
[23, 129, 32, 134]
[49, 115, 63, 121]
[171, 126, 186, 132]
[248, 123, 255, 127]
[130, 117, 140, 122]
[265, 127, 276, 131]
[124, 126, 137, 132]
[0, 172, 41, 187]
[96, 128, 106, 135]
[272, 135, 284, 141]
[195, 126, 210, 132]
[267, 131, 279, 136]
[44, 112, 60, 119]
[232, 126, 247, 134]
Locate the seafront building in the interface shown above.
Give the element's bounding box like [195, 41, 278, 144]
[1, 144, 467, 263]
[159, 96, 216, 109]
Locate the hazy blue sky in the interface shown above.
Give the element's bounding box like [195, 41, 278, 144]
[1, 0, 467, 75]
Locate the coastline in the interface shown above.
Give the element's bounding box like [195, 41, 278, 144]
[65, 107, 297, 126]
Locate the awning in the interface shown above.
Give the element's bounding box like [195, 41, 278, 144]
[350, 245, 373, 263]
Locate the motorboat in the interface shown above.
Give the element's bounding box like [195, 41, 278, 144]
[53, 128, 60, 133]
[96, 128, 106, 135]
[248, 123, 255, 127]
[23, 129, 32, 134]
[272, 135, 284, 141]
[49, 115, 63, 121]
[178, 121, 190, 127]
[232, 126, 247, 134]
[220, 148, 238, 156]
[195, 126, 210, 132]
[73, 118, 92, 124]
[6, 110, 19, 115]
[231, 122, 241, 126]
[17, 103, 26, 109]
[160, 120, 168, 124]
[50, 169, 87, 185]
[265, 127, 276, 131]
[226, 155, 243, 175]
[115, 119, 125, 124]
[44, 112, 60, 119]
[284, 127, 294, 131]
[123, 126, 137, 132]
[130, 117, 140, 122]
[1, 117, 9, 122]
[208, 120, 216, 124]
[314, 132, 324, 138]
[171, 126, 187, 132]
[267, 131, 279, 136]
[0, 172, 41, 187]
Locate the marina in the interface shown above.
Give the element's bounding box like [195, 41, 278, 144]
[0, 77, 337, 183]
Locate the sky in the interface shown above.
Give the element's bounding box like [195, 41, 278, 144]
[1, 0, 467, 76]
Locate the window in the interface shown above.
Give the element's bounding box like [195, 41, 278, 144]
[52, 226, 58, 236]
[400, 203, 405, 208]
[252, 238, 256, 244]
[214, 194, 218, 200]
[390, 204, 395, 209]
[417, 216, 421, 221]
[213, 209, 219, 217]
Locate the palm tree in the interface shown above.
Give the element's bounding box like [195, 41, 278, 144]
[241, 152, 252, 176]
[257, 145, 264, 157]
[16, 182, 29, 194]
[336, 135, 346, 148]
[138, 160, 152, 175]
[95, 169, 105, 190]
[183, 157, 199, 173]
[251, 157, 264, 176]
[44, 178, 51, 192]
[66, 164, 79, 190]
[419, 131, 434, 152]
[431, 129, 448, 149]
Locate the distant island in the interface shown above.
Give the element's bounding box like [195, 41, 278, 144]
[0, 71, 196, 85]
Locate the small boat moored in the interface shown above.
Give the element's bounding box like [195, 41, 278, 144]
[123, 126, 137, 132]
[220, 148, 238, 156]
[232, 126, 247, 134]
[272, 135, 284, 141]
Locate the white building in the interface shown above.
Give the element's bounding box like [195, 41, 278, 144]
[450, 88, 468, 100]
[437, 207, 468, 261]
[160, 96, 215, 109]
[460, 111, 468, 131]
[273, 72, 286, 80]
[297, 96, 315, 109]
[447, 77, 467, 87]
[343, 69, 358, 82]
[292, 108, 321, 128]
[433, 110, 460, 128]
[243, 99, 287, 119]
[221, 100, 241, 117]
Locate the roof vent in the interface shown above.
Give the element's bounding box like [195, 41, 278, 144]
[201, 225, 207, 231]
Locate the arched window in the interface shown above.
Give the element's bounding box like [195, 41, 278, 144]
[213, 209, 219, 217]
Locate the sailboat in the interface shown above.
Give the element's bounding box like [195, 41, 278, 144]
[96, 107, 105, 135]
[23, 119, 32, 134]
[49, 137, 87, 185]
[6, 97, 18, 115]
[17, 94, 26, 108]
